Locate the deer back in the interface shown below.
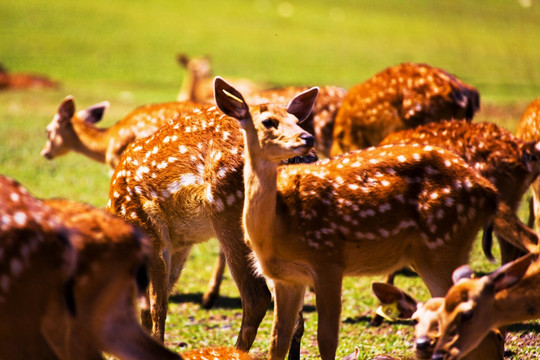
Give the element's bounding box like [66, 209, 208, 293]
[331, 63, 480, 155]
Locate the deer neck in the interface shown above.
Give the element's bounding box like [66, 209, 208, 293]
[178, 71, 197, 102]
[242, 137, 279, 252]
[69, 118, 108, 163]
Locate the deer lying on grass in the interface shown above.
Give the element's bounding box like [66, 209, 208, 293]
[381, 120, 540, 263]
[0, 175, 76, 360]
[330, 62, 480, 156]
[0, 63, 59, 90]
[515, 97, 540, 230]
[213, 77, 498, 360]
[106, 91, 317, 349]
[41, 96, 228, 308]
[429, 252, 540, 360]
[177, 53, 265, 103]
[372, 282, 504, 360]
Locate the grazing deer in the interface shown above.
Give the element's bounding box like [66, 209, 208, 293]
[106, 93, 318, 348]
[177, 53, 265, 103]
[0, 63, 59, 90]
[213, 77, 498, 360]
[0, 175, 76, 360]
[381, 120, 540, 263]
[41, 96, 227, 309]
[515, 97, 540, 230]
[372, 282, 504, 360]
[330, 62, 480, 156]
[430, 252, 539, 360]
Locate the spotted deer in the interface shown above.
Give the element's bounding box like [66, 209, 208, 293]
[213, 77, 498, 360]
[371, 282, 504, 360]
[42, 96, 228, 308]
[515, 97, 540, 230]
[175, 54, 346, 158]
[41, 198, 182, 360]
[381, 120, 540, 263]
[177, 53, 265, 103]
[428, 252, 540, 360]
[330, 62, 480, 156]
[0, 175, 76, 360]
[106, 92, 318, 348]
[0, 63, 59, 90]
[245, 85, 347, 158]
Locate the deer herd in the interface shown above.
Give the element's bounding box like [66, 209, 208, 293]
[2, 57, 540, 360]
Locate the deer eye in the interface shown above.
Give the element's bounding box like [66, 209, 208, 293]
[262, 118, 278, 129]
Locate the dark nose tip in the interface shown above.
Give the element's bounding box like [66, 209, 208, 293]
[415, 336, 432, 351]
[431, 352, 445, 360]
[300, 133, 314, 147]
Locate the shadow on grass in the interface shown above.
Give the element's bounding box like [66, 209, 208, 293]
[343, 315, 415, 327]
[168, 292, 317, 313]
[508, 322, 540, 333]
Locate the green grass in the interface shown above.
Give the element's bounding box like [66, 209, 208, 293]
[1, 0, 540, 359]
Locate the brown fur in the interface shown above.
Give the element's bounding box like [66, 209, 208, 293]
[331, 62, 479, 156]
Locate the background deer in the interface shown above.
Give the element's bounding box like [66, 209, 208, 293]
[429, 252, 539, 360]
[372, 282, 504, 360]
[177, 53, 265, 103]
[106, 96, 317, 349]
[381, 120, 540, 263]
[0, 175, 76, 360]
[213, 77, 498, 360]
[515, 97, 540, 230]
[0, 63, 59, 90]
[41, 96, 228, 308]
[330, 62, 480, 156]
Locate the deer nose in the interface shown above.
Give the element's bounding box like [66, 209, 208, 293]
[431, 352, 445, 360]
[300, 133, 315, 148]
[415, 336, 432, 351]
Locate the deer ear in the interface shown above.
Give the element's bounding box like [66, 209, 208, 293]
[177, 53, 190, 67]
[214, 76, 249, 121]
[287, 87, 318, 123]
[452, 264, 475, 284]
[372, 282, 418, 320]
[58, 95, 76, 121]
[79, 101, 109, 124]
[487, 253, 535, 293]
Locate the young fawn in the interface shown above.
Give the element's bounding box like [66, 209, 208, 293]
[381, 119, 540, 263]
[372, 282, 504, 360]
[515, 97, 540, 229]
[0, 175, 76, 360]
[0, 63, 59, 90]
[42, 96, 228, 308]
[330, 62, 480, 156]
[107, 93, 316, 348]
[213, 77, 498, 360]
[429, 252, 540, 360]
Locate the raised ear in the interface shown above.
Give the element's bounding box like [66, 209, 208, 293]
[214, 76, 249, 121]
[287, 87, 319, 123]
[372, 282, 418, 320]
[58, 95, 76, 122]
[452, 264, 475, 284]
[488, 252, 536, 293]
[79, 101, 109, 124]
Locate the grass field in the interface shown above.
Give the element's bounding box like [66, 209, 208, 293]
[1, 0, 540, 359]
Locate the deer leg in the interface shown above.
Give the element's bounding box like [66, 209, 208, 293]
[201, 247, 227, 309]
[269, 281, 306, 360]
[288, 311, 305, 360]
[212, 218, 271, 351]
[313, 268, 343, 360]
[492, 202, 538, 255]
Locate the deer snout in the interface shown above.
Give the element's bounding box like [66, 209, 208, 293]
[415, 336, 432, 351]
[41, 147, 53, 159]
[431, 352, 445, 360]
[300, 133, 315, 148]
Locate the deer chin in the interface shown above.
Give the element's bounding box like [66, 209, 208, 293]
[292, 144, 313, 156]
